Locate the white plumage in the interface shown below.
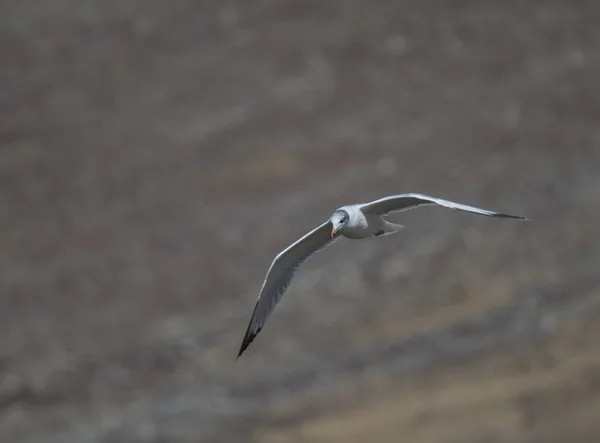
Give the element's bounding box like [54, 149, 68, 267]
[237, 193, 527, 358]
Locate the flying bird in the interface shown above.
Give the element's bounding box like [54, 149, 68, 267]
[237, 193, 527, 358]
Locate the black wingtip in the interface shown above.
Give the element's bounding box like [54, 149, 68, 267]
[495, 212, 528, 221]
[236, 326, 262, 361]
[236, 336, 252, 361]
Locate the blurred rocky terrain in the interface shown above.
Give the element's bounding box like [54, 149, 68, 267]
[1, 1, 600, 442]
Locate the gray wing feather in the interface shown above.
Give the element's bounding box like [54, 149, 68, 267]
[359, 193, 527, 220]
[237, 220, 339, 358]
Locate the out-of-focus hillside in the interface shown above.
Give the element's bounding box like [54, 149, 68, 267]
[1, 1, 600, 442]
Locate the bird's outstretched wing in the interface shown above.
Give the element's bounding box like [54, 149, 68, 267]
[359, 193, 527, 220]
[237, 220, 339, 359]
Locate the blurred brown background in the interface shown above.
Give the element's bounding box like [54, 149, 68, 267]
[2, 1, 600, 442]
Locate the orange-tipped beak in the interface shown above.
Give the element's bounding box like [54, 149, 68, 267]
[331, 228, 337, 238]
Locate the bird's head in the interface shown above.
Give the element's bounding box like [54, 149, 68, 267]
[330, 209, 350, 238]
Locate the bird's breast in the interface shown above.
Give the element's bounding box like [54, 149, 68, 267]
[342, 213, 383, 239]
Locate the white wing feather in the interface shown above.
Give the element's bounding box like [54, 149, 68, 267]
[360, 193, 527, 220]
[237, 220, 340, 358]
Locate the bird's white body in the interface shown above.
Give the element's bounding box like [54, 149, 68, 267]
[335, 205, 382, 239]
[237, 193, 527, 358]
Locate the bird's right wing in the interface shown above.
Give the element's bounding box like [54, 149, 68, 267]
[237, 220, 339, 359]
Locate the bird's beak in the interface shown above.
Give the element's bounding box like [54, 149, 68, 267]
[331, 228, 337, 238]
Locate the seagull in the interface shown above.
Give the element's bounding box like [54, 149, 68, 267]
[237, 193, 527, 358]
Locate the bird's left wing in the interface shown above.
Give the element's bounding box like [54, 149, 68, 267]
[237, 219, 339, 359]
[360, 193, 527, 220]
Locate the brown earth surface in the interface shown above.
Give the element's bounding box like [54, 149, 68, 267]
[1, 1, 600, 442]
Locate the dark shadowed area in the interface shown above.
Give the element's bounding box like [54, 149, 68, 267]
[1, 1, 600, 442]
